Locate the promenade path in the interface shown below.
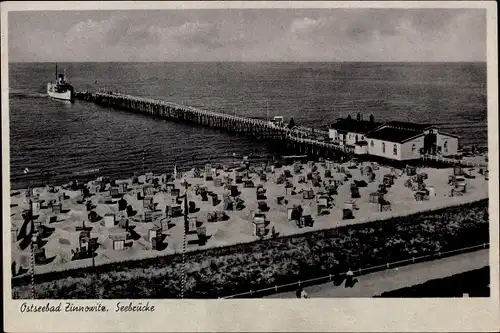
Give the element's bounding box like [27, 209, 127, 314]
[265, 249, 489, 298]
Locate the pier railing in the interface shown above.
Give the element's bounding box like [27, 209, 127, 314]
[422, 154, 488, 168]
[296, 126, 330, 137]
[220, 243, 490, 299]
[89, 91, 355, 156]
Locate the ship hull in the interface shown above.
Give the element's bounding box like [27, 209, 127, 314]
[47, 83, 74, 102]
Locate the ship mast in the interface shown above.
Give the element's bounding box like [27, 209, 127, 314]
[55, 64, 58, 81]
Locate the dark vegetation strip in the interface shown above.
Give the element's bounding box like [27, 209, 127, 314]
[12, 199, 489, 299]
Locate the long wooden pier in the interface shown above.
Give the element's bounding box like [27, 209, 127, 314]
[75, 91, 354, 159]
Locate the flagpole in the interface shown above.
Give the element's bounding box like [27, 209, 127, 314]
[266, 102, 269, 122]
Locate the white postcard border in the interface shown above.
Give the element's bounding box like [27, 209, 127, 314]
[2, 1, 499, 332]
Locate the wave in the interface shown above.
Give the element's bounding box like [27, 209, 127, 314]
[9, 91, 48, 100]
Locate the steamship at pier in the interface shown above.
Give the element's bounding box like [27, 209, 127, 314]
[47, 65, 75, 102]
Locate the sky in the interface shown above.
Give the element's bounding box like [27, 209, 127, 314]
[8, 8, 486, 62]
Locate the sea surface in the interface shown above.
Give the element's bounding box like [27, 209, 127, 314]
[8, 62, 487, 189]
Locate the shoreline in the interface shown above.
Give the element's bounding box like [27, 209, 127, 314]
[7, 149, 489, 191]
[8, 154, 280, 191]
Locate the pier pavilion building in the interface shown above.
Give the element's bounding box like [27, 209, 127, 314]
[329, 118, 459, 161]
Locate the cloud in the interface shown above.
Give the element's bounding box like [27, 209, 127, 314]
[52, 17, 227, 60]
[64, 16, 151, 48]
[169, 21, 221, 47]
[286, 9, 485, 61]
[8, 9, 486, 62]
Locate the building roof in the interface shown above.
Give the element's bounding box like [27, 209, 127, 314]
[438, 131, 460, 139]
[330, 118, 380, 134]
[366, 127, 424, 143]
[383, 121, 434, 132]
[332, 117, 460, 143]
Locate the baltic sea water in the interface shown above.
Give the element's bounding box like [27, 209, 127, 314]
[8, 62, 487, 189]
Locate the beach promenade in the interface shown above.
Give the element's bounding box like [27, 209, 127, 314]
[265, 249, 489, 298]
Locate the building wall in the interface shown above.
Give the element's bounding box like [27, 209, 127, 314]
[346, 132, 366, 146]
[437, 133, 459, 156]
[400, 136, 425, 160]
[329, 129, 366, 146]
[354, 145, 368, 155]
[368, 133, 457, 161]
[328, 129, 337, 141]
[331, 124, 460, 160]
[367, 138, 402, 160]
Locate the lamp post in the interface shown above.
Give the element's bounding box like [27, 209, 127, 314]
[30, 219, 36, 299]
[180, 179, 188, 299]
[142, 149, 146, 175]
[23, 167, 36, 299]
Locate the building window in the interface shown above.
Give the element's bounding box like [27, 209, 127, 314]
[382, 142, 386, 153]
[412, 143, 416, 154]
[370, 140, 374, 147]
[393, 144, 397, 156]
[444, 141, 448, 153]
[355, 135, 358, 142]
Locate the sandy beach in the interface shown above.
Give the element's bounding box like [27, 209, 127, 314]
[10, 158, 489, 276]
